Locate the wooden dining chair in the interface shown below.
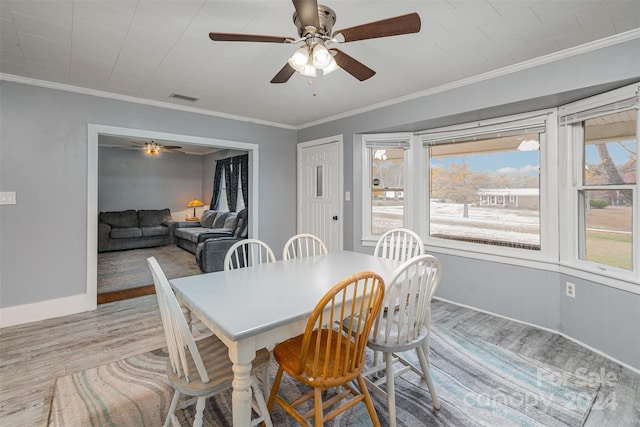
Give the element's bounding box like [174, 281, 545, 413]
[282, 233, 328, 260]
[267, 271, 386, 426]
[363, 255, 442, 426]
[224, 238, 276, 271]
[147, 256, 273, 427]
[374, 228, 424, 262]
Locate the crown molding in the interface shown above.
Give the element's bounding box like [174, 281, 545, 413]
[0, 73, 296, 131]
[298, 28, 640, 129]
[2, 28, 638, 131]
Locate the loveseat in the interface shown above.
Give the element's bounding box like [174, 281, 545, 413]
[98, 208, 177, 252]
[175, 209, 248, 254]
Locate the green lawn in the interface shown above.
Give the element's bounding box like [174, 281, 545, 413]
[586, 230, 633, 270]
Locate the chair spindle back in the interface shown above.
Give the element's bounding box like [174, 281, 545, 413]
[282, 233, 328, 260]
[371, 255, 441, 346]
[298, 272, 385, 385]
[147, 256, 209, 384]
[224, 238, 276, 271]
[374, 228, 424, 262]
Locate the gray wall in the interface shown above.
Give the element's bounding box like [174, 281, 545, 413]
[0, 81, 297, 307]
[98, 147, 205, 218]
[298, 40, 640, 369]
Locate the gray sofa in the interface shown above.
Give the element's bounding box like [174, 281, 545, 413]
[175, 209, 248, 254]
[98, 208, 177, 252]
[174, 209, 248, 273]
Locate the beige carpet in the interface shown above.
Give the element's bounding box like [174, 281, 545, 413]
[97, 245, 201, 294]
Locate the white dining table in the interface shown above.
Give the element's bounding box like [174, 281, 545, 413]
[170, 250, 399, 427]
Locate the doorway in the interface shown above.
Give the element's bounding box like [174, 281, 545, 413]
[297, 135, 343, 252]
[86, 124, 260, 311]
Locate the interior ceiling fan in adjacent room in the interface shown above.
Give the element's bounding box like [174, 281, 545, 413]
[141, 141, 183, 155]
[98, 135, 183, 155]
[209, 0, 421, 83]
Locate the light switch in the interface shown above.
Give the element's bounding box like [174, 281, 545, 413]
[345, 191, 350, 201]
[0, 191, 16, 205]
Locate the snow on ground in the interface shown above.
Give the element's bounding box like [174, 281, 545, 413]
[372, 201, 540, 245]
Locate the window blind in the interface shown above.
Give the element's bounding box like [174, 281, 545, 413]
[420, 114, 547, 147]
[559, 97, 638, 125]
[364, 133, 412, 149]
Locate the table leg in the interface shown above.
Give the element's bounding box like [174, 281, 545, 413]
[229, 344, 257, 427]
[180, 302, 192, 330]
[232, 363, 253, 426]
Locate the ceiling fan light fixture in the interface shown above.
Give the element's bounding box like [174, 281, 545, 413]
[288, 46, 309, 71]
[144, 141, 161, 155]
[312, 43, 331, 68]
[321, 55, 339, 76]
[301, 63, 317, 77]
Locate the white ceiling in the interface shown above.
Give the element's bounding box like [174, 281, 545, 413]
[98, 134, 222, 154]
[1, 1, 638, 128]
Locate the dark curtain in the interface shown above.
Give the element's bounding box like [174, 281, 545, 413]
[239, 155, 249, 208]
[226, 157, 239, 212]
[210, 154, 249, 212]
[210, 158, 230, 210]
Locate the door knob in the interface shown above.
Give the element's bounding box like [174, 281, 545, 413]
[332, 215, 338, 221]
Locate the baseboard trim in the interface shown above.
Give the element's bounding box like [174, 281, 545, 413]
[434, 296, 640, 375]
[0, 294, 88, 328]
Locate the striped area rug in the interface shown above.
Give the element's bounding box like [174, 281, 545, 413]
[48, 326, 599, 426]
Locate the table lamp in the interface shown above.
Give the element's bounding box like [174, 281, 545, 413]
[187, 199, 205, 219]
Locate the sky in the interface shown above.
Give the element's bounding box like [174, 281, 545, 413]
[585, 140, 636, 166]
[431, 151, 540, 176]
[431, 139, 636, 175]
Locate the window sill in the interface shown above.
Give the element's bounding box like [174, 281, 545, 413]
[361, 237, 639, 294]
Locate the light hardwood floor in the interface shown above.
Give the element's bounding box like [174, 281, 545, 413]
[1, 296, 638, 426]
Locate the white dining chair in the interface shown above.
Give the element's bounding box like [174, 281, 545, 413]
[224, 238, 276, 271]
[147, 256, 273, 427]
[363, 254, 442, 427]
[282, 233, 328, 260]
[374, 228, 424, 262]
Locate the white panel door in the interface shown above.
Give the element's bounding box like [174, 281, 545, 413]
[298, 137, 343, 252]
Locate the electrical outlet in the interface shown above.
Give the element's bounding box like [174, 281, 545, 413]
[566, 282, 576, 298]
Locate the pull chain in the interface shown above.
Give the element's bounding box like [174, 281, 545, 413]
[308, 79, 317, 96]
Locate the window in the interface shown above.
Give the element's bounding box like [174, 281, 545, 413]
[580, 112, 635, 270]
[217, 166, 246, 212]
[561, 86, 638, 276]
[422, 113, 551, 253]
[362, 134, 411, 238]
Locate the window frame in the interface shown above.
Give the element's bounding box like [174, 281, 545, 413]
[417, 110, 559, 265]
[358, 88, 639, 290]
[361, 133, 415, 243]
[558, 84, 639, 285]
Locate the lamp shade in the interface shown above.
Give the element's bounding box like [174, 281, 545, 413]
[187, 199, 205, 219]
[312, 43, 331, 68]
[288, 47, 309, 72]
[187, 199, 205, 208]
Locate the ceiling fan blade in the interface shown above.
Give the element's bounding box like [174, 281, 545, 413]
[271, 63, 296, 84]
[209, 32, 294, 43]
[292, 0, 320, 30]
[330, 49, 375, 81]
[333, 12, 421, 42]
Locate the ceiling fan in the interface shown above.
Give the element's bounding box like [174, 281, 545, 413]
[125, 140, 183, 155]
[209, 0, 421, 83]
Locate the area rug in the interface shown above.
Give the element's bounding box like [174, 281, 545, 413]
[98, 244, 201, 295]
[48, 326, 599, 426]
